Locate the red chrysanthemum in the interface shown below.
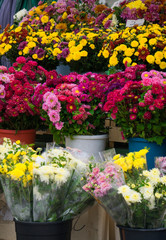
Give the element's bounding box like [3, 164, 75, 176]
[138, 47, 150, 61]
[66, 103, 76, 113]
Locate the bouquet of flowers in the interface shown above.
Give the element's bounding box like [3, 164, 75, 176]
[33, 72, 110, 143]
[99, 23, 166, 71]
[103, 69, 166, 145]
[113, 0, 166, 27]
[0, 138, 93, 222]
[83, 149, 166, 229]
[0, 56, 64, 131]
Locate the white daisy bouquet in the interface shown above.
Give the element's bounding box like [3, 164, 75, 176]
[33, 146, 93, 222]
[0, 139, 93, 222]
[83, 149, 166, 229]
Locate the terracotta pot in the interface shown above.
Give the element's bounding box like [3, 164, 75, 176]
[0, 129, 36, 145]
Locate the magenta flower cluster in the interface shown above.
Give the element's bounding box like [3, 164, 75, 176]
[83, 163, 124, 198]
[0, 56, 62, 130]
[103, 69, 166, 145]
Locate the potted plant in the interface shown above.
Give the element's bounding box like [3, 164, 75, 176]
[0, 138, 93, 240]
[0, 56, 61, 144]
[33, 71, 110, 153]
[103, 69, 166, 169]
[83, 149, 166, 240]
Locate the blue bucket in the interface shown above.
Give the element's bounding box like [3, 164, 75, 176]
[128, 138, 166, 170]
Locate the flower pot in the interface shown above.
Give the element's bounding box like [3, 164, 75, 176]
[128, 138, 166, 170]
[65, 134, 108, 154]
[14, 219, 72, 240]
[0, 129, 36, 145]
[56, 62, 71, 75]
[118, 225, 166, 240]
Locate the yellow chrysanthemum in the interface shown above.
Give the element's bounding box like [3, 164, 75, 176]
[124, 48, 135, 57]
[102, 49, 109, 58]
[123, 57, 132, 65]
[154, 51, 163, 60]
[131, 40, 139, 48]
[126, 0, 147, 10]
[146, 55, 155, 64]
[149, 38, 157, 46]
[160, 61, 166, 69]
[109, 55, 119, 66]
[41, 15, 49, 24]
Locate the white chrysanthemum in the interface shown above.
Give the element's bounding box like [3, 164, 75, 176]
[68, 158, 86, 171]
[118, 185, 131, 195]
[35, 156, 46, 165]
[143, 170, 150, 177]
[148, 195, 155, 210]
[155, 192, 162, 199]
[139, 185, 154, 200]
[33, 186, 43, 201]
[130, 191, 142, 203]
[150, 168, 160, 177]
[148, 175, 161, 186]
[54, 167, 70, 186]
[13, 8, 28, 20]
[161, 176, 166, 185]
[123, 194, 131, 205]
[33, 165, 57, 183]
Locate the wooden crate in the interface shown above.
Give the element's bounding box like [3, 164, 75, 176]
[109, 121, 127, 148]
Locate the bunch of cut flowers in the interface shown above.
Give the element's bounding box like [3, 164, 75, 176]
[0, 138, 93, 222]
[103, 69, 166, 145]
[33, 72, 110, 143]
[83, 148, 166, 229]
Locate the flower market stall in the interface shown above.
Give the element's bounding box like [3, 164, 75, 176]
[0, 0, 165, 240]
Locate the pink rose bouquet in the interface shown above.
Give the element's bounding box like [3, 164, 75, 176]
[103, 69, 166, 145]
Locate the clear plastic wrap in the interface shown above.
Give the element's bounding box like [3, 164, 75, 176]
[33, 145, 94, 222]
[0, 176, 32, 221]
[83, 149, 166, 229]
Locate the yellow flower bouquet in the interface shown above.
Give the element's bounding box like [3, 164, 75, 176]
[0, 138, 93, 222]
